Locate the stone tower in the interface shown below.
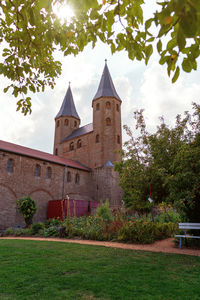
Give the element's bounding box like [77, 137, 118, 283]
[92, 61, 122, 168]
[54, 84, 80, 156]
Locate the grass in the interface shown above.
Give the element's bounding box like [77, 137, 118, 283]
[0, 240, 200, 299]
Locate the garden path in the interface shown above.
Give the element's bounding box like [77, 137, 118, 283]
[2, 237, 200, 256]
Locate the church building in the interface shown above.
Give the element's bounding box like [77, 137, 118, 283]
[0, 62, 123, 229]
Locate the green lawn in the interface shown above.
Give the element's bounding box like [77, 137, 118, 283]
[0, 240, 200, 300]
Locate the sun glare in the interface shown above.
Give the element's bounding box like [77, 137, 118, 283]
[53, 2, 74, 23]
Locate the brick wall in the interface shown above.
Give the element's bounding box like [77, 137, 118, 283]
[0, 151, 92, 229]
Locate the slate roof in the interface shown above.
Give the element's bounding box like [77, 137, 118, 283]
[56, 85, 80, 120]
[0, 140, 90, 171]
[93, 61, 121, 102]
[104, 160, 114, 167]
[62, 123, 93, 142]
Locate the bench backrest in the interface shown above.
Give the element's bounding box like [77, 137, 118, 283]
[179, 223, 200, 230]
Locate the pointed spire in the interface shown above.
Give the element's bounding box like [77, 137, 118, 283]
[93, 60, 121, 102]
[56, 84, 80, 119]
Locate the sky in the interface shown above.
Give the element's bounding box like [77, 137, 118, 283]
[0, 3, 200, 154]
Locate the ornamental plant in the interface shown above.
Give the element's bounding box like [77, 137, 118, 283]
[17, 196, 37, 227]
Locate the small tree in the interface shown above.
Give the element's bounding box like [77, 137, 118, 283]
[17, 196, 37, 227]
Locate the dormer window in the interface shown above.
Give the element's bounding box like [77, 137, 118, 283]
[56, 120, 60, 127]
[64, 119, 69, 126]
[106, 118, 111, 126]
[106, 101, 111, 109]
[116, 104, 119, 112]
[69, 142, 74, 151]
[74, 121, 77, 127]
[77, 139, 82, 148]
[96, 103, 100, 111]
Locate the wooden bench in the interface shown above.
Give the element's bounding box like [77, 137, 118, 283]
[175, 223, 200, 249]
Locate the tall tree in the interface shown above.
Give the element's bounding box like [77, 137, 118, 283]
[0, 0, 199, 114]
[115, 103, 200, 221]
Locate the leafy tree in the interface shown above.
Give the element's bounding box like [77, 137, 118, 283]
[0, 0, 199, 114]
[115, 103, 200, 221]
[17, 196, 37, 227]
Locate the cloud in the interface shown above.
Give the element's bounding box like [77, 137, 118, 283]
[137, 62, 200, 133]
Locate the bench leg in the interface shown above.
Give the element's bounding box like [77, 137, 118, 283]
[179, 237, 182, 249]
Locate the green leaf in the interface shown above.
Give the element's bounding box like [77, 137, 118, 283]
[177, 25, 186, 51]
[157, 40, 162, 53]
[182, 59, 192, 73]
[172, 66, 180, 83]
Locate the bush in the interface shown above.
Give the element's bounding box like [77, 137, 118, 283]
[17, 196, 37, 227]
[30, 222, 45, 235]
[44, 218, 62, 228]
[44, 226, 59, 237]
[5, 228, 15, 236]
[118, 220, 178, 244]
[96, 200, 113, 222]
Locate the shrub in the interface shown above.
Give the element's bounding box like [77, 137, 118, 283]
[44, 218, 62, 228]
[5, 227, 15, 236]
[17, 196, 37, 227]
[31, 222, 45, 235]
[118, 220, 178, 244]
[44, 226, 59, 237]
[96, 200, 113, 222]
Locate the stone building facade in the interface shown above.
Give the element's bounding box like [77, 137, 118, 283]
[0, 62, 123, 229]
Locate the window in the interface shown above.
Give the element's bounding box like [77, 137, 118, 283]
[69, 142, 74, 151]
[64, 119, 69, 126]
[34, 164, 41, 177]
[67, 171, 71, 182]
[77, 139, 82, 148]
[117, 135, 120, 144]
[106, 101, 111, 109]
[116, 104, 119, 112]
[96, 103, 100, 111]
[7, 159, 14, 174]
[55, 148, 58, 155]
[106, 118, 111, 126]
[75, 173, 80, 184]
[46, 167, 52, 179]
[74, 121, 77, 127]
[96, 134, 100, 143]
[56, 120, 60, 127]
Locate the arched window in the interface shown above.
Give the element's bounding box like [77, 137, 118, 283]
[106, 118, 111, 126]
[7, 159, 14, 174]
[116, 104, 119, 112]
[56, 120, 60, 127]
[64, 119, 69, 126]
[75, 173, 80, 184]
[117, 135, 120, 144]
[67, 171, 71, 182]
[96, 134, 100, 143]
[46, 167, 52, 179]
[74, 121, 77, 128]
[55, 148, 58, 155]
[96, 103, 100, 111]
[106, 101, 111, 109]
[77, 139, 82, 148]
[69, 142, 74, 151]
[34, 164, 41, 177]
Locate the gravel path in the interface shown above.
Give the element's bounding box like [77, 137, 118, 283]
[1, 237, 200, 256]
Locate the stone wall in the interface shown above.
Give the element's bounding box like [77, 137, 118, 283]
[0, 150, 92, 229]
[92, 166, 123, 208]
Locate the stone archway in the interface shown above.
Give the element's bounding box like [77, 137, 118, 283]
[0, 184, 17, 229]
